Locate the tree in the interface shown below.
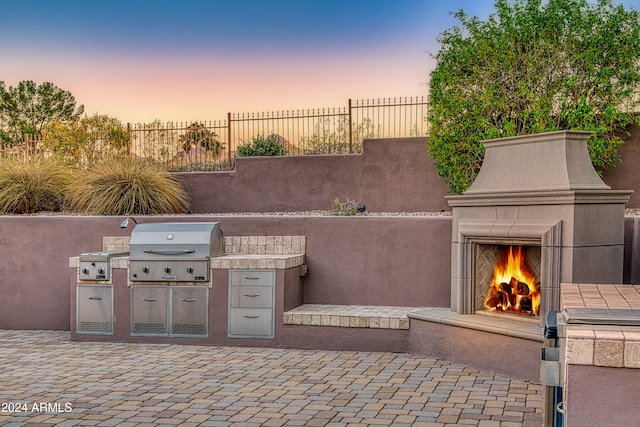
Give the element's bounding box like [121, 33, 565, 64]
[179, 122, 224, 157]
[0, 80, 84, 147]
[427, 0, 640, 194]
[42, 114, 129, 167]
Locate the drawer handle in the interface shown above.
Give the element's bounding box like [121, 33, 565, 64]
[244, 315, 260, 319]
[244, 276, 260, 280]
[143, 298, 158, 302]
[88, 296, 103, 301]
[182, 298, 198, 302]
[243, 293, 260, 297]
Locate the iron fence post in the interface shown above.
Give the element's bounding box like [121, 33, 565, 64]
[348, 98, 353, 154]
[126, 123, 131, 158]
[227, 112, 232, 170]
[23, 134, 30, 161]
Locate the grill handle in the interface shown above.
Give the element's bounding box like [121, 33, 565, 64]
[88, 296, 103, 301]
[142, 249, 196, 255]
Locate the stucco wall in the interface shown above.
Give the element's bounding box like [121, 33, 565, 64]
[177, 132, 640, 214]
[0, 215, 452, 331]
[177, 137, 451, 213]
[601, 124, 640, 208]
[565, 365, 640, 427]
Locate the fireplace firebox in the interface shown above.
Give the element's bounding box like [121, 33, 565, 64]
[447, 131, 632, 326]
[476, 244, 541, 317]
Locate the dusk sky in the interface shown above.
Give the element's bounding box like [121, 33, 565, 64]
[2, 0, 639, 124]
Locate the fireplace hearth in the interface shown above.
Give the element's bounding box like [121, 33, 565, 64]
[447, 131, 632, 326]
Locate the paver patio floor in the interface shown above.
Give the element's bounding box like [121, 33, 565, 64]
[0, 330, 543, 426]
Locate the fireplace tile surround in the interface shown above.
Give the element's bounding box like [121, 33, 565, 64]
[446, 131, 632, 326]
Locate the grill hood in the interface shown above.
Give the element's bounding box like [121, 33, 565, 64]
[129, 222, 224, 260]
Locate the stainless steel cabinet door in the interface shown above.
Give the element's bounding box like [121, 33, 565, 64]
[130, 286, 168, 335]
[171, 286, 208, 337]
[76, 284, 113, 335]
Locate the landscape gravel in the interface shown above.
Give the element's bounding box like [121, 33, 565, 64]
[20, 208, 640, 216]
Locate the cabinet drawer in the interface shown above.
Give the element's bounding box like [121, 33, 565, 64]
[229, 270, 274, 286]
[228, 308, 273, 338]
[229, 285, 274, 308]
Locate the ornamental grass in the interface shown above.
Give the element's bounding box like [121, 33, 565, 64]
[67, 159, 190, 215]
[0, 158, 71, 214]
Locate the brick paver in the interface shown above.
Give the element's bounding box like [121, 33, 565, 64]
[0, 330, 543, 426]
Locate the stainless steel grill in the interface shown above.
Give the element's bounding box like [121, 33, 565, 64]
[128, 222, 224, 282]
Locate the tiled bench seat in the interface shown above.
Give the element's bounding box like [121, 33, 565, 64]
[283, 304, 418, 330]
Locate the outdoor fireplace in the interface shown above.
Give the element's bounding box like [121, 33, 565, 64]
[447, 131, 632, 326]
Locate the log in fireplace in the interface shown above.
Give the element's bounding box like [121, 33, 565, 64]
[447, 130, 632, 326]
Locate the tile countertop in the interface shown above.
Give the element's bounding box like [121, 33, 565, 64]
[209, 253, 305, 269]
[559, 283, 640, 369]
[70, 253, 306, 270]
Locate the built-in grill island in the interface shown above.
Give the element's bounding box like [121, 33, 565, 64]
[70, 222, 306, 344]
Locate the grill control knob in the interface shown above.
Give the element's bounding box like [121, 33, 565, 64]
[97, 267, 105, 274]
[164, 266, 172, 273]
[142, 266, 149, 273]
[186, 266, 194, 273]
[81, 267, 89, 274]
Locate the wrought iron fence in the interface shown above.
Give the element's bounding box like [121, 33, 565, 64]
[127, 97, 429, 171]
[0, 97, 429, 169]
[0, 134, 42, 161]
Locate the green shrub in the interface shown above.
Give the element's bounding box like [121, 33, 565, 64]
[331, 198, 360, 216]
[236, 135, 288, 157]
[0, 158, 71, 214]
[67, 159, 190, 215]
[427, 0, 640, 194]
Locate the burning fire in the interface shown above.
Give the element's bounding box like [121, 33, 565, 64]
[483, 245, 540, 316]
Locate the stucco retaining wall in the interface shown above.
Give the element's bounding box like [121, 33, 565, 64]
[0, 215, 452, 331]
[177, 131, 640, 213]
[602, 123, 640, 208]
[177, 137, 451, 213]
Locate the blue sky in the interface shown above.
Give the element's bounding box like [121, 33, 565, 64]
[1, 0, 638, 123]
